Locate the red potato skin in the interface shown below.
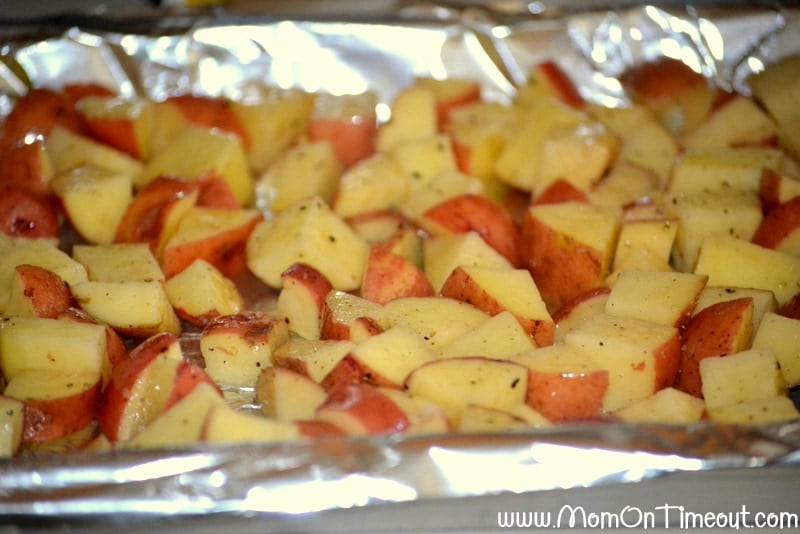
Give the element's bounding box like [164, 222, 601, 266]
[97, 333, 221, 441]
[97, 332, 181, 441]
[0, 141, 51, 195]
[308, 116, 377, 169]
[318, 315, 363, 342]
[60, 83, 117, 109]
[279, 262, 333, 338]
[519, 209, 605, 311]
[759, 168, 791, 213]
[779, 292, 800, 320]
[526, 369, 608, 422]
[320, 353, 402, 391]
[19, 377, 102, 444]
[433, 84, 482, 129]
[534, 60, 585, 109]
[202, 311, 287, 348]
[450, 138, 480, 178]
[751, 196, 800, 250]
[114, 175, 200, 252]
[0, 84, 115, 152]
[501, 187, 532, 226]
[317, 383, 410, 435]
[531, 178, 589, 206]
[82, 115, 142, 159]
[320, 308, 382, 342]
[271, 351, 346, 382]
[72, 86, 140, 159]
[0, 89, 82, 151]
[710, 88, 738, 113]
[675, 297, 754, 398]
[165, 95, 250, 149]
[348, 316, 383, 342]
[423, 193, 521, 266]
[164, 360, 221, 408]
[11, 264, 72, 319]
[361, 245, 434, 305]
[318, 291, 383, 342]
[620, 57, 708, 109]
[196, 172, 241, 210]
[414, 77, 482, 130]
[202, 311, 278, 335]
[0, 185, 60, 240]
[172, 307, 224, 329]
[270, 356, 312, 379]
[161, 211, 261, 279]
[439, 265, 554, 346]
[281, 262, 334, 309]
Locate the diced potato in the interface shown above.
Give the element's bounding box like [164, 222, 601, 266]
[0, 240, 88, 313]
[666, 189, 763, 272]
[614, 387, 705, 424]
[694, 235, 800, 306]
[246, 196, 368, 291]
[120, 382, 226, 450]
[200, 314, 290, 388]
[389, 134, 457, 192]
[424, 231, 512, 292]
[45, 125, 143, 177]
[752, 312, 800, 386]
[256, 140, 341, 213]
[70, 280, 180, 338]
[706, 396, 800, 425]
[138, 126, 253, 207]
[404, 356, 529, 424]
[164, 259, 243, 325]
[382, 296, 490, 351]
[0, 317, 107, 381]
[49, 166, 133, 245]
[72, 243, 164, 282]
[699, 349, 785, 409]
[333, 154, 410, 218]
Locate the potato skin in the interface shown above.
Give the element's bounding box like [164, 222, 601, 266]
[166, 95, 250, 149]
[10, 264, 72, 319]
[20, 378, 102, 444]
[0, 141, 51, 196]
[676, 297, 754, 398]
[423, 193, 521, 267]
[519, 209, 604, 311]
[0, 185, 60, 239]
[0, 89, 79, 150]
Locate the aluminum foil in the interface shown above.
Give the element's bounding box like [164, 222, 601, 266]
[1, 1, 800, 520]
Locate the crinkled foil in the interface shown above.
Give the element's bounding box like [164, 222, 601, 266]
[2, 1, 800, 520]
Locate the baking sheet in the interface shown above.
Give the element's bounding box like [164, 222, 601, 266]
[1, 1, 800, 522]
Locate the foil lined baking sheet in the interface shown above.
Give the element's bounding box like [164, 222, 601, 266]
[1, 2, 800, 519]
[3, 423, 800, 517]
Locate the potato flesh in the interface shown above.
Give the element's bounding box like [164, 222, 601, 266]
[0, 317, 106, 381]
[246, 196, 368, 290]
